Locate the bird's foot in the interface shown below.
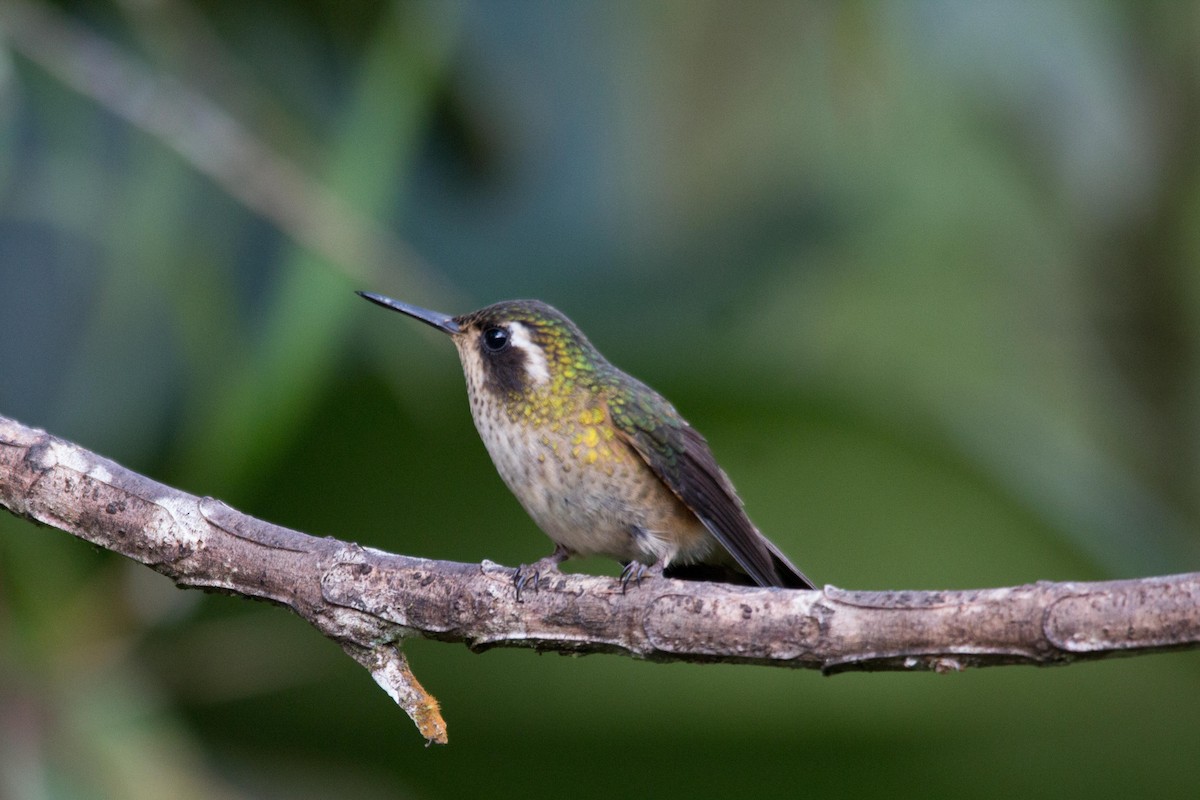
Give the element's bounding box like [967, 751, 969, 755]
[513, 545, 571, 602]
[619, 560, 665, 594]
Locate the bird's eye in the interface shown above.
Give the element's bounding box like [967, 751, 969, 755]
[483, 326, 510, 352]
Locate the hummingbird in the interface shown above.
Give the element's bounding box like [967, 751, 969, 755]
[358, 291, 815, 594]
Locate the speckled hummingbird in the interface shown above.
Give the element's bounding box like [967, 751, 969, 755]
[358, 291, 815, 594]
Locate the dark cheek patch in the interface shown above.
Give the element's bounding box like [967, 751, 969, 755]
[478, 336, 529, 396]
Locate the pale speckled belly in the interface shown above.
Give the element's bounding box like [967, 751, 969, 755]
[476, 412, 717, 566]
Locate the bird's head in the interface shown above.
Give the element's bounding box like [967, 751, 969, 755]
[357, 292, 602, 401]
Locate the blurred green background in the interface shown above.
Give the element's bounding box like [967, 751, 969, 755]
[2, 0, 1200, 797]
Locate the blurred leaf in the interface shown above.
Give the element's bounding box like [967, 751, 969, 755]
[174, 2, 462, 494]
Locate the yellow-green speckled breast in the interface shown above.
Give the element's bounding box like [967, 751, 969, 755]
[453, 330, 716, 567]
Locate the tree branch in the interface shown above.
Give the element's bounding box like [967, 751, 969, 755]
[2, 413, 1199, 744]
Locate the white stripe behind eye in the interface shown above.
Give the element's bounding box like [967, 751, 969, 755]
[507, 322, 550, 385]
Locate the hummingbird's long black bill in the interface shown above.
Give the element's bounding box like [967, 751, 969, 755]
[356, 291, 461, 334]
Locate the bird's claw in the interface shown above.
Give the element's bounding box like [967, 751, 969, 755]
[513, 564, 545, 602]
[619, 561, 664, 593]
[513, 548, 570, 602]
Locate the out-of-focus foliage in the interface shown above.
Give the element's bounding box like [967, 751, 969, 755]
[2, 1, 1199, 797]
